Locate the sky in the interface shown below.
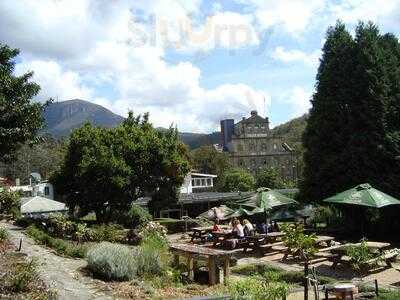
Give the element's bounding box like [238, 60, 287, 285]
[1, 0, 400, 133]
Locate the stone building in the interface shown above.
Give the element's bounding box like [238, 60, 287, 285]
[220, 110, 297, 180]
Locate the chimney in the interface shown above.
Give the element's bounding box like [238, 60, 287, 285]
[251, 110, 257, 116]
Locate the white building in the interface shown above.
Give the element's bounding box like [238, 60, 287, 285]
[9, 173, 54, 200]
[180, 172, 217, 194]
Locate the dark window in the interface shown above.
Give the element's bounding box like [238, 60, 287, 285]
[44, 186, 50, 196]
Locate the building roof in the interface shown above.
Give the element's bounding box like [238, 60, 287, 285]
[190, 172, 218, 178]
[237, 110, 268, 125]
[20, 196, 67, 214]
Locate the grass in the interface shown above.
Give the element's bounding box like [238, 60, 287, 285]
[374, 290, 400, 299]
[0, 226, 9, 242]
[231, 263, 335, 286]
[26, 225, 87, 258]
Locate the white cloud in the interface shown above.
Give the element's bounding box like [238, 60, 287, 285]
[285, 87, 312, 117]
[237, 0, 326, 35]
[15, 60, 93, 102]
[272, 47, 321, 68]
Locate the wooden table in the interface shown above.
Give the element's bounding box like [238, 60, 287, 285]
[211, 230, 233, 247]
[315, 235, 335, 248]
[190, 226, 229, 243]
[328, 242, 391, 269]
[170, 243, 231, 285]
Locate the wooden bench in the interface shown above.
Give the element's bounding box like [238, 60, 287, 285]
[328, 251, 398, 270]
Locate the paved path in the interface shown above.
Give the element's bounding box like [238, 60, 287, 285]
[2, 222, 114, 300]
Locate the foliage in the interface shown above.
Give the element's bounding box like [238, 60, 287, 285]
[26, 225, 86, 258]
[136, 234, 170, 277]
[51, 112, 190, 222]
[91, 223, 124, 243]
[375, 290, 400, 300]
[301, 21, 400, 204]
[126, 204, 152, 228]
[0, 190, 20, 217]
[281, 223, 317, 260]
[219, 168, 255, 192]
[7, 259, 39, 293]
[255, 167, 285, 189]
[0, 43, 47, 161]
[155, 218, 200, 234]
[311, 205, 344, 226]
[0, 137, 66, 183]
[47, 214, 75, 238]
[346, 240, 374, 271]
[227, 276, 290, 300]
[72, 223, 94, 243]
[0, 226, 8, 242]
[87, 242, 137, 281]
[190, 145, 232, 179]
[139, 221, 168, 246]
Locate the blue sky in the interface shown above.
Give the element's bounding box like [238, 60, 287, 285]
[1, 0, 399, 132]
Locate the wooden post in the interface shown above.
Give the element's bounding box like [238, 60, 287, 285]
[173, 254, 179, 267]
[187, 254, 194, 281]
[18, 238, 22, 251]
[223, 256, 230, 284]
[208, 256, 217, 285]
[374, 279, 379, 296]
[304, 260, 309, 300]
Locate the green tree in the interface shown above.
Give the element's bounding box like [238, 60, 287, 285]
[219, 168, 255, 192]
[0, 44, 46, 161]
[52, 113, 190, 222]
[255, 167, 284, 189]
[301, 21, 400, 204]
[190, 145, 231, 176]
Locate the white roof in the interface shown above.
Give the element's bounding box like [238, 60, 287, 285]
[10, 185, 32, 192]
[20, 196, 67, 214]
[191, 172, 218, 178]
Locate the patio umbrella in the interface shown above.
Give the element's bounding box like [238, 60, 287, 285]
[322, 183, 400, 208]
[198, 205, 235, 221]
[226, 206, 262, 218]
[239, 188, 298, 211]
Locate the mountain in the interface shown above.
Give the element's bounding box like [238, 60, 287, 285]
[42, 99, 220, 149]
[42, 100, 307, 151]
[43, 99, 124, 137]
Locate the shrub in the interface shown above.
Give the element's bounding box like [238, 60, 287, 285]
[8, 259, 39, 292]
[219, 168, 255, 192]
[281, 223, 317, 260]
[0, 190, 20, 218]
[136, 234, 170, 276]
[47, 214, 75, 238]
[346, 239, 374, 271]
[72, 223, 94, 243]
[138, 221, 168, 246]
[26, 225, 86, 258]
[126, 204, 152, 228]
[91, 223, 124, 242]
[87, 242, 137, 281]
[0, 226, 9, 242]
[227, 276, 290, 300]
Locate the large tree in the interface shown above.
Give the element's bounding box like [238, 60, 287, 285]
[300, 21, 400, 203]
[52, 113, 190, 221]
[0, 44, 46, 161]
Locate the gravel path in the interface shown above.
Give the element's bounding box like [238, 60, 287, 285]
[2, 222, 114, 300]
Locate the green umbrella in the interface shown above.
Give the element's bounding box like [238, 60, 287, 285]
[198, 205, 235, 220]
[239, 188, 298, 211]
[226, 207, 261, 218]
[323, 183, 400, 208]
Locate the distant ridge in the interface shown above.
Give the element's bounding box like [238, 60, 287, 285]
[43, 99, 124, 138]
[42, 99, 220, 149]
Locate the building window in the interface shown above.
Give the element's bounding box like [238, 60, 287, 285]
[261, 143, 267, 151]
[207, 178, 212, 186]
[44, 186, 50, 196]
[249, 142, 255, 151]
[239, 159, 244, 166]
[263, 160, 267, 165]
[191, 179, 195, 186]
[273, 144, 277, 150]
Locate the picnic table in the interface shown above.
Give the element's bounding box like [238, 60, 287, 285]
[211, 230, 233, 247]
[170, 243, 231, 285]
[190, 225, 228, 243]
[243, 232, 284, 253]
[320, 241, 396, 269]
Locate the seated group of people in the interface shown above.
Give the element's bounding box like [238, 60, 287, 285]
[212, 218, 280, 239]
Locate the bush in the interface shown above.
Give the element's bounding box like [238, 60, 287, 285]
[227, 276, 290, 300]
[47, 214, 75, 238]
[346, 239, 374, 271]
[91, 224, 124, 242]
[87, 242, 137, 281]
[126, 204, 152, 228]
[139, 221, 168, 246]
[8, 259, 39, 292]
[281, 223, 317, 260]
[72, 223, 94, 243]
[26, 225, 86, 258]
[0, 226, 9, 242]
[136, 234, 170, 276]
[0, 190, 20, 218]
[219, 168, 255, 192]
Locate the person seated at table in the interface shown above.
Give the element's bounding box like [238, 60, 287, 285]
[212, 219, 221, 232]
[256, 222, 268, 234]
[232, 219, 245, 239]
[243, 219, 255, 236]
[273, 221, 280, 232]
[229, 217, 238, 229]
